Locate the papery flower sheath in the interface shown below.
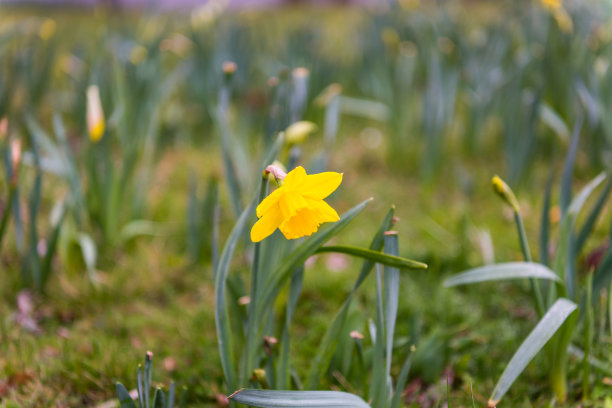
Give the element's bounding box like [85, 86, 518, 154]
[250, 166, 343, 242]
[86, 85, 105, 143]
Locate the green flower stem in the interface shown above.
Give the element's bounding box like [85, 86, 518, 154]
[0, 184, 16, 251]
[549, 305, 577, 403]
[240, 178, 269, 386]
[550, 354, 568, 403]
[514, 211, 545, 318]
[582, 272, 594, 401]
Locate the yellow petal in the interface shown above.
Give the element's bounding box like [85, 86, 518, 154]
[305, 198, 340, 223]
[250, 207, 283, 242]
[279, 208, 320, 239]
[282, 166, 307, 188]
[256, 187, 283, 218]
[279, 191, 307, 220]
[300, 172, 343, 200]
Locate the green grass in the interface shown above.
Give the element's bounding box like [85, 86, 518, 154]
[2, 139, 608, 406]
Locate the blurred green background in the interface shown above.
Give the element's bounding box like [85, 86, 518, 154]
[1, 0, 612, 406]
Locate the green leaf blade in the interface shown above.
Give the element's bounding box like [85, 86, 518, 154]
[229, 389, 370, 408]
[314, 245, 427, 270]
[444, 262, 561, 287]
[489, 298, 578, 406]
[116, 382, 138, 408]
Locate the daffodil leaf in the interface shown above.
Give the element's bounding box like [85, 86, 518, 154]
[575, 174, 612, 253]
[229, 389, 370, 408]
[560, 114, 582, 215]
[215, 196, 257, 393]
[115, 382, 137, 408]
[489, 298, 578, 406]
[314, 245, 427, 270]
[443, 262, 561, 287]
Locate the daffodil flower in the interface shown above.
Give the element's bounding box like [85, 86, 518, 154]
[250, 166, 343, 242]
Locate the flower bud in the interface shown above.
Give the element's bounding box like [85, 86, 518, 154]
[10, 139, 21, 186]
[0, 117, 7, 140]
[285, 121, 317, 146]
[350, 330, 364, 340]
[263, 335, 278, 355]
[39, 19, 56, 41]
[86, 85, 105, 143]
[222, 61, 237, 81]
[251, 368, 269, 388]
[314, 83, 342, 107]
[129, 44, 148, 65]
[263, 162, 287, 187]
[491, 175, 520, 213]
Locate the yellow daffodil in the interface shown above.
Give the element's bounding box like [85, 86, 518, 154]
[250, 166, 343, 242]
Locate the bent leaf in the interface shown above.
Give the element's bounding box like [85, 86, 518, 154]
[489, 298, 578, 406]
[444, 262, 561, 287]
[315, 245, 427, 270]
[229, 389, 370, 408]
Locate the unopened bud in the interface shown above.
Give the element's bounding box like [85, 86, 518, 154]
[491, 175, 520, 213]
[315, 83, 342, 107]
[251, 368, 269, 388]
[293, 67, 309, 79]
[39, 19, 56, 41]
[263, 335, 278, 355]
[216, 393, 229, 406]
[263, 163, 287, 187]
[285, 121, 317, 146]
[0, 118, 7, 140]
[222, 61, 237, 81]
[10, 139, 21, 185]
[267, 76, 279, 88]
[350, 330, 364, 340]
[86, 85, 105, 143]
[381, 27, 400, 52]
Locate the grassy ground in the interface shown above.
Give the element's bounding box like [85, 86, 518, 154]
[2, 129, 609, 407]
